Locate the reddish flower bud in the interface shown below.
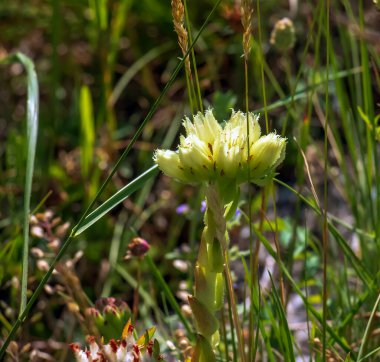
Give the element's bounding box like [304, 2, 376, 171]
[125, 237, 150, 259]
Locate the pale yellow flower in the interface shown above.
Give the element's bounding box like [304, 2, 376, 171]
[154, 109, 286, 186]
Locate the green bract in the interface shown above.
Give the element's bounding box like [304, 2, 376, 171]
[154, 109, 286, 186]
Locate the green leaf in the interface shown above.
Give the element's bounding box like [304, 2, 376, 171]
[357, 106, 372, 129]
[74, 165, 158, 236]
[1, 53, 39, 315]
[79, 85, 95, 179]
[152, 339, 160, 359]
[357, 291, 380, 361]
[269, 274, 295, 361]
[136, 326, 156, 347]
[188, 296, 219, 339]
[358, 347, 380, 362]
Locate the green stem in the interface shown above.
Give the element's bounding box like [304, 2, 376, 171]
[245, 57, 254, 362]
[185, 69, 195, 114]
[132, 259, 142, 322]
[223, 249, 246, 362]
[184, 0, 203, 113]
[224, 270, 237, 362]
[256, 0, 268, 133]
[322, 1, 330, 360]
[220, 306, 230, 362]
[207, 186, 245, 361]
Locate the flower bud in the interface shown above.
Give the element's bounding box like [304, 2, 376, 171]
[270, 17, 296, 51]
[128, 237, 150, 258]
[87, 298, 131, 342]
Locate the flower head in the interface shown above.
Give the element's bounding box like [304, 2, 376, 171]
[86, 298, 131, 343]
[70, 321, 164, 361]
[154, 109, 286, 187]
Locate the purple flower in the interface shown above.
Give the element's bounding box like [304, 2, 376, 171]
[176, 203, 190, 215]
[200, 200, 206, 213]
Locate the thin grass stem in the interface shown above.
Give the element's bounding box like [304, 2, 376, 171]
[183, 0, 203, 113]
[220, 307, 229, 362]
[224, 258, 238, 362]
[244, 35, 254, 362]
[322, 1, 330, 359]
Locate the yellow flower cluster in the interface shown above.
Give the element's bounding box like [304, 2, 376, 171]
[154, 109, 286, 185]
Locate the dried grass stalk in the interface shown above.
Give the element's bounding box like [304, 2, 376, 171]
[241, 0, 254, 59]
[171, 0, 191, 76]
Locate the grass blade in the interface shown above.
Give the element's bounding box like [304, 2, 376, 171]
[145, 255, 194, 340]
[274, 178, 374, 288]
[254, 67, 362, 114]
[356, 291, 380, 361]
[74, 165, 158, 236]
[254, 226, 352, 355]
[1, 53, 39, 316]
[358, 346, 380, 362]
[19, 53, 39, 316]
[79, 85, 95, 180]
[268, 273, 295, 362]
[109, 42, 172, 107]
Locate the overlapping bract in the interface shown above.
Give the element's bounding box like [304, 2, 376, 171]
[154, 109, 286, 185]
